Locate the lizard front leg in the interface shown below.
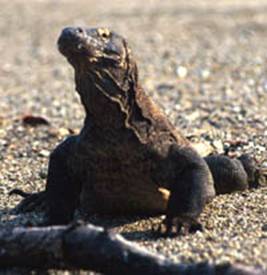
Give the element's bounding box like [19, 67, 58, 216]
[10, 136, 81, 225]
[157, 145, 215, 236]
[45, 136, 82, 225]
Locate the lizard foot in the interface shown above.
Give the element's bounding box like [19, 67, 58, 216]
[9, 189, 47, 214]
[154, 216, 203, 237]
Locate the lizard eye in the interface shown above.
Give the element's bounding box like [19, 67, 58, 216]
[98, 28, 110, 39]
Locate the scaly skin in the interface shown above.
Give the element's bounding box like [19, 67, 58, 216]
[12, 27, 254, 235]
[10, 27, 216, 234]
[204, 153, 266, 195]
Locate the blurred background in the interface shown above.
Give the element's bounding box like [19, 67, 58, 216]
[0, 0, 266, 271]
[1, 0, 267, 133]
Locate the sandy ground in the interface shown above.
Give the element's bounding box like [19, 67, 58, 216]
[0, 0, 267, 273]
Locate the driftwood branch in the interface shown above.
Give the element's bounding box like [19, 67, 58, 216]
[0, 222, 265, 275]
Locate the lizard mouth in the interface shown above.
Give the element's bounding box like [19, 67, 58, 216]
[58, 27, 94, 58]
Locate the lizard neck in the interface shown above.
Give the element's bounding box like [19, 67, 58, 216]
[75, 65, 153, 143]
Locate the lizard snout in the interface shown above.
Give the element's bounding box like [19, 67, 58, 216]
[61, 27, 85, 41]
[58, 27, 87, 56]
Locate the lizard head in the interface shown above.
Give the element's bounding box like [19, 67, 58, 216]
[58, 26, 137, 91]
[58, 27, 139, 126]
[58, 27, 126, 67]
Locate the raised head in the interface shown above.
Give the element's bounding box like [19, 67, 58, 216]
[57, 27, 138, 121]
[58, 27, 137, 88]
[58, 28, 124, 65]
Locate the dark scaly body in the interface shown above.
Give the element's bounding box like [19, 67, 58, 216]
[65, 60, 215, 226]
[11, 27, 266, 234]
[15, 27, 262, 235]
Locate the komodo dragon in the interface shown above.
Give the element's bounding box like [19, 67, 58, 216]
[11, 27, 265, 235]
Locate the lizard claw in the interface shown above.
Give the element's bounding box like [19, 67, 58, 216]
[154, 216, 203, 237]
[9, 189, 47, 214]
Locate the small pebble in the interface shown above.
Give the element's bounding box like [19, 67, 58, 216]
[176, 66, 188, 79]
[38, 149, 50, 158]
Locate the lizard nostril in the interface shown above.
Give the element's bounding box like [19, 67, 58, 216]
[76, 27, 84, 34]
